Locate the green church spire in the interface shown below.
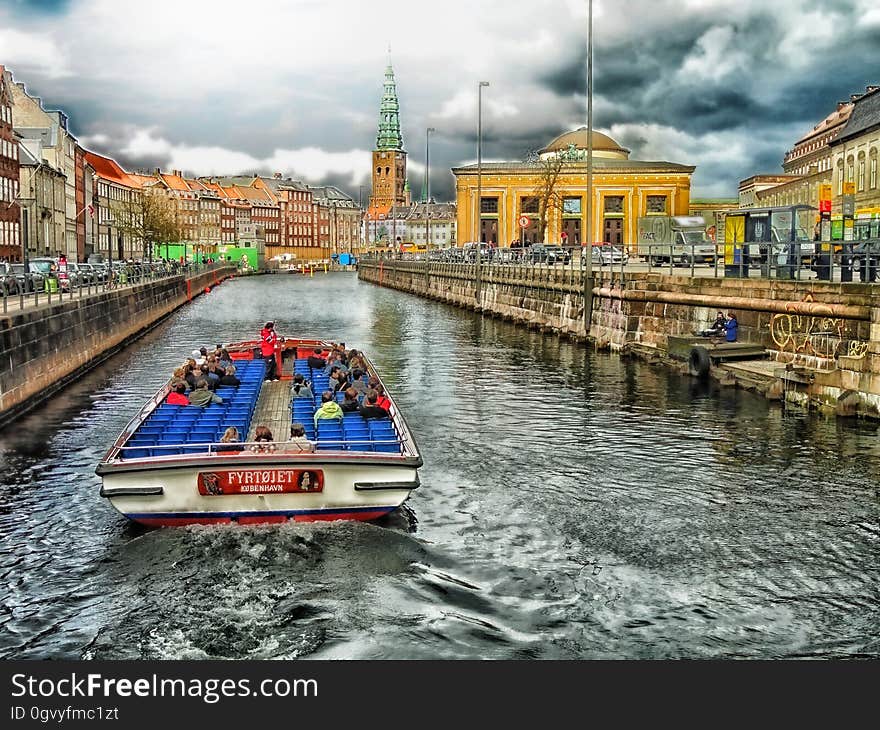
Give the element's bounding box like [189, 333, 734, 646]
[376, 60, 404, 151]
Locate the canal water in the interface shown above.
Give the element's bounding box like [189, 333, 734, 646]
[0, 273, 877, 659]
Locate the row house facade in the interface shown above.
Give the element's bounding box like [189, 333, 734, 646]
[404, 202, 457, 247]
[252, 175, 316, 258]
[19, 139, 66, 259]
[10, 79, 81, 261]
[0, 65, 20, 262]
[158, 170, 199, 246]
[201, 180, 238, 245]
[310, 185, 360, 257]
[84, 151, 143, 261]
[184, 177, 221, 254]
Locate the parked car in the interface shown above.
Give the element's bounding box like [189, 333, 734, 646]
[78, 264, 100, 285]
[0, 262, 21, 294]
[461, 242, 497, 262]
[9, 263, 46, 292]
[589, 244, 629, 266]
[29, 257, 61, 289]
[529, 244, 570, 265]
[847, 238, 880, 282]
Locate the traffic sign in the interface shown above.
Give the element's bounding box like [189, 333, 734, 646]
[518, 215, 530, 228]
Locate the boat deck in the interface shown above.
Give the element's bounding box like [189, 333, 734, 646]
[117, 349, 406, 458]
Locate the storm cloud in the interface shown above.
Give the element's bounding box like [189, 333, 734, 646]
[1, 0, 876, 202]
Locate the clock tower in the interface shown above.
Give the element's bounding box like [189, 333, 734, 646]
[369, 60, 408, 212]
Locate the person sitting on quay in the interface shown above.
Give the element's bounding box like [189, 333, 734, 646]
[359, 390, 389, 420]
[314, 390, 343, 427]
[286, 423, 315, 453]
[340, 387, 360, 413]
[307, 347, 327, 370]
[218, 364, 241, 387]
[698, 310, 726, 338]
[188, 379, 223, 407]
[291, 373, 314, 399]
[250, 425, 276, 453]
[166, 381, 189, 405]
[724, 312, 738, 343]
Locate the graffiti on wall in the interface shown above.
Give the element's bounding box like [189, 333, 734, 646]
[769, 294, 867, 360]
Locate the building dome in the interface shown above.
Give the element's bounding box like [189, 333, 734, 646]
[539, 126, 630, 160]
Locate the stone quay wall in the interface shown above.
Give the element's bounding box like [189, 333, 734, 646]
[358, 260, 880, 417]
[0, 266, 234, 428]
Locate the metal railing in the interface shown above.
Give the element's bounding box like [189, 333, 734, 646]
[0, 261, 230, 314]
[360, 241, 880, 284]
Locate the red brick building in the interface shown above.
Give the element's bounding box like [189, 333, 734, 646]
[0, 65, 21, 262]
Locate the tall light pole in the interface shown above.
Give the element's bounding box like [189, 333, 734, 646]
[476, 81, 489, 303]
[584, 0, 594, 331]
[425, 126, 435, 249]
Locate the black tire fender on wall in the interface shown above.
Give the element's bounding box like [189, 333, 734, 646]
[689, 346, 711, 378]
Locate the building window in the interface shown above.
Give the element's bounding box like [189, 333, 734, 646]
[646, 195, 667, 214]
[480, 197, 498, 214]
[604, 196, 624, 214]
[871, 156, 877, 190]
[562, 197, 581, 214]
[858, 160, 865, 191]
[520, 196, 539, 214]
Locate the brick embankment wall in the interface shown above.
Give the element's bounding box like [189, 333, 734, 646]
[0, 266, 234, 428]
[358, 261, 880, 418]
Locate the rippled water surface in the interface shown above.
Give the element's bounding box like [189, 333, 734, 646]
[1, 273, 878, 659]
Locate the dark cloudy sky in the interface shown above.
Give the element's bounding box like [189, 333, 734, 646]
[2, 0, 877, 201]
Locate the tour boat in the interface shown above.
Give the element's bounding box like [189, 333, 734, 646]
[95, 337, 422, 527]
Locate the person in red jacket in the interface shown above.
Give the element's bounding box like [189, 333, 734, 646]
[166, 381, 189, 405]
[260, 321, 279, 381]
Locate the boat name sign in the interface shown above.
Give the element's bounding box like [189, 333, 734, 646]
[198, 469, 324, 495]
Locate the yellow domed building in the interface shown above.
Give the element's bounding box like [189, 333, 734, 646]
[452, 126, 695, 247]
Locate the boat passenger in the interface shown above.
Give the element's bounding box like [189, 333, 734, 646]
[374, 383, 391, 412]
[250, 425, 276, 453]
[188, 379, 223, 407]
[349, 368, 368, 397]
[287, 423, 315, 453]
[359, 390, 389, 420]
[329, 366, 349, 392]
[291, 373, 314, 399]
[218, 364, 241, 387]
[166, 382, 189, 406]
[204, 358, 223, 385]
[314, 390, 343, 427]
[347, 349, 366, 371]
[307, 347, 327, 369]
[260, 321, 280, 382]
[340, 387, 360, 413]
[218, 426, 244, 453]
[217, 349, 233, 369]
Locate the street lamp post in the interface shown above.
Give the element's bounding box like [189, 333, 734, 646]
[426, 126, 435, 250]
[476, 81, 489, 303]
[584, 0, 594, 331]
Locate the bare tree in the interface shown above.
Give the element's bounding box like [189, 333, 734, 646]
[111, 187, 181, 260]
[532, 153, 567, 243]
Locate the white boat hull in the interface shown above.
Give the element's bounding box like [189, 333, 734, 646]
[99, 456, 419, 526]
